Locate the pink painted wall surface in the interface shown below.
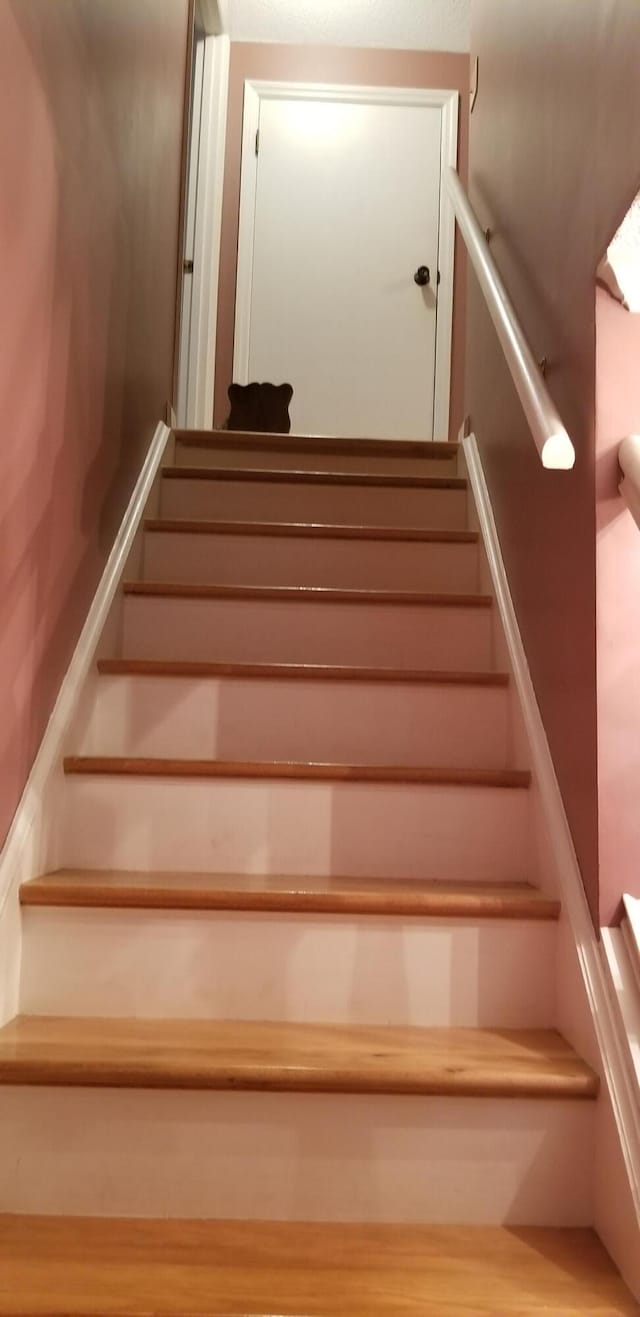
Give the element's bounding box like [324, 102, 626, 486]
[214, 43, 470, 440]
[465, 0, 640, 926]
[0, 0, 190, 851]
[595, 287, 640, 924]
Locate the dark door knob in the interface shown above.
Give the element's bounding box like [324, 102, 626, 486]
[414, 265, 431, 287]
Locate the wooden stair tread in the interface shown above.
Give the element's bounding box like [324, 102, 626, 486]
[0, 1218, 634, 1316]
[0, 1017, 598, 1097]
[174, 427, 459, 460]
[162, 465, 466, 489]
[62, 758, 531, 787]
[122, 582, 492, 607]
[20, 872, 560, 919]
[143, 516, 478, 542]
[97, 658, 509, 685]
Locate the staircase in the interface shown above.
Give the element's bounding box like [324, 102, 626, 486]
[1, 430, 636, 1314]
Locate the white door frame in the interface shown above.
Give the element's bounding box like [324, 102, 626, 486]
[177, 31, 230, 429]
[233, 80, 459, 440]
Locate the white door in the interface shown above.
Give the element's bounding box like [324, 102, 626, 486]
[234, 88, 457, 440]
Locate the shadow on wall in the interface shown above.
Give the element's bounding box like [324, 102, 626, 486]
[0, 0, 188, 851]
[595, 178, 640, 924]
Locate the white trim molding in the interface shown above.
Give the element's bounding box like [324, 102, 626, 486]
[233, 80, 459, 441]
[464, 430, 640, 1225]
[191, 32, 230, 427]
[433, 92, 459, 441]
[178, 32, 230, 428]
[0, 421, 172, 1025]
[602, 927, 640, 1095]
[597, 192, 640, 314]
[624, 895, 640, 979]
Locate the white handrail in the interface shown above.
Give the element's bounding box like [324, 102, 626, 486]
[619, 436, 640, 531]
[446, 168, 575, 470]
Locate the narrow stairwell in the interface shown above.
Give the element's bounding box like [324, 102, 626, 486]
[1, 430, 636, 1314]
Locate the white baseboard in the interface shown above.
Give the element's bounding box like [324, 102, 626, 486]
[0, 421, 172, 1024]
[463, 432, 640, 1237]
[602, 928, 640, 1095]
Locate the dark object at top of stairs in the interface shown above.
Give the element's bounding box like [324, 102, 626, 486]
[225, 382, 294, 434]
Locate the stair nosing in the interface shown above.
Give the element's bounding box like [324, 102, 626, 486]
[62, 758, 531, 787]
[0, 1018, 599, 1099]
[21, 872, 560, 919]
[96, 659, 509, 686]
[121, 582, 493, 607]
[173, 430, 459, 460]
[162, 465, 466, 490]
[143, 517, 478, 543]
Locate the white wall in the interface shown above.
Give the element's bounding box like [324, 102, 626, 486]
[218, 0, 470, 54]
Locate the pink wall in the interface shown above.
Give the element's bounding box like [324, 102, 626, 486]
[0, 0, 190, 851]
[595, 287, 640, 924]
[465, 0, 640, 926]
[214, 43, 470, 439]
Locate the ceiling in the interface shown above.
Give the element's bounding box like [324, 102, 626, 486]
[216, 0, 470, 54]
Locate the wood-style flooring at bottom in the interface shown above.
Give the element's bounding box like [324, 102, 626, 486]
[0, 1217, 636, 1315]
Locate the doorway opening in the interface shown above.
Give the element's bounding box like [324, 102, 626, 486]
[233, 81, 458, 440]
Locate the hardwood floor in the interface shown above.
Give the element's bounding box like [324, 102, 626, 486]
[162, 465, 467, 489]
[97, 657, 509, 684]
[62, 758, 530, 787]
[20, 871, 560, 918]
[0, 1018, 598, 1097]
[121, 581, 492, 605]
[142, 517, 478, 541]
[0, 1218, 636, 1315]
[173, 429, 460, 459]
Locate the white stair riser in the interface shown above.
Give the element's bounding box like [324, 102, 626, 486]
[76, 677, 512, 768]
[121, 597, 495, 670]
[142, 531, 479, 593]
[60, 778, 534, 882]
[20, 909, 556, 1028]
[160, 477, 468, 529]
[0, 1087, 594, 1225]
[175, 444, 459, 477]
